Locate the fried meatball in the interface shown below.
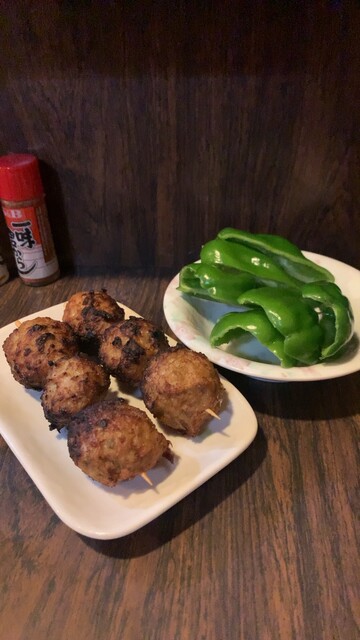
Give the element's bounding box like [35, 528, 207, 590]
[41, 355, 110, 429]
[99, 316, 169, 386]
[62, 290, 124, 344]
[141, 346, 224, 437]
[67, 399, 172, 486]
[2, 317, 78, 390]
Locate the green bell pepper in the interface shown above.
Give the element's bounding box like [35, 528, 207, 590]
[178, 262, 258, 305]
[200, 238, 302, 289]
[238, 287, 324, 364]
[301, 282, 354, 358]
[210, 308, 298, 367]
[217, 228, 335, 284]
[177, 229, 353, 367]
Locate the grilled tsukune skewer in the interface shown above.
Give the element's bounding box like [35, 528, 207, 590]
[67, 398, 173, 487]
[2, 317, 78, 390]
[41, 354, 110, 430]
[141, 346, 224, 437]
[99, 316, 169, 386]
[62, 289, 124, 348]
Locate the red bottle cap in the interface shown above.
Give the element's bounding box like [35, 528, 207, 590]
[0, 154, 44, 202]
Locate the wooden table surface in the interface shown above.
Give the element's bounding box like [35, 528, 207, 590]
[0, 274, 359, 640]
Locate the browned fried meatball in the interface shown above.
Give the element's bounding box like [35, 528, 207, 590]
[62, 290, 124, 344]
[41, 355, 110, 429]
[67, 399, 172, 486]
[141, 346, 224, 437]
[99, 316, 169, 386]
[2, 317, 78, 389]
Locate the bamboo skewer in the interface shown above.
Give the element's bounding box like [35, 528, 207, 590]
[141, 472, 153, 486]
[205, 408, 221, 420]
[15, 319, 22, 328]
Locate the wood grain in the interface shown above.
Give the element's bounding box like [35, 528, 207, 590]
[0, 1, 359, 274]
[0, 276, 359, 640]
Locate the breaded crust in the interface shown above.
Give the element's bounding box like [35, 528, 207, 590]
[41, 355, 110, 428]
[63, 290, 124, 342]
[99, 316, 169, 385]
[141, 346, 224, 436]
[67, 399, 172, 486]
[2, 317, 78, 389]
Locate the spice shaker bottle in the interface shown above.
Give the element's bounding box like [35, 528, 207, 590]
[0, 154, 60, 286]
[0, 251, 9, 285]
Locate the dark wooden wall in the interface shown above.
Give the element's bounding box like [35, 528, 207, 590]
[0, 0, 359, 276]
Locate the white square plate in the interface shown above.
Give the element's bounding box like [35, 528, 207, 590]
[0, 302, 257, 539]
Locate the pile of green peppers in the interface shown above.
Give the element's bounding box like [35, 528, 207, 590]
[178, 228, 354, 367]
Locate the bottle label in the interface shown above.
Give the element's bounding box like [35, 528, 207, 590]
[3, 203, 59, 283]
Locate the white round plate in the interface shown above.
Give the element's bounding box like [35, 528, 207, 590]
[163, 252, 360, 382]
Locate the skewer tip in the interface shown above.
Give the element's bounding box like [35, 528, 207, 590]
[15, 319, 22, 328]
[141, 472, 153, 487]
[205, 408, 221, 420]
